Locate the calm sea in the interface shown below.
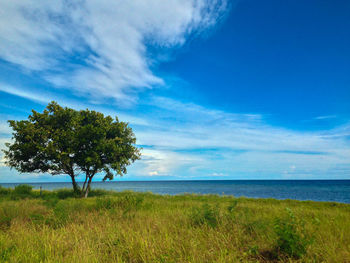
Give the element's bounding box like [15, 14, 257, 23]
[1, 180, 350, 203]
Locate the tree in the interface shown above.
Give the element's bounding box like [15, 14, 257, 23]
[3, 102, 141, 197]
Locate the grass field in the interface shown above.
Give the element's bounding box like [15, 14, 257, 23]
[0, 185, 349, 262]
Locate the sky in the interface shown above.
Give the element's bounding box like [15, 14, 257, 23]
[0, 0, 349, 182]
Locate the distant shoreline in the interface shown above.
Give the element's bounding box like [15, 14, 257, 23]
[1, 179, 350, 184]
[1, 180, 350, 204]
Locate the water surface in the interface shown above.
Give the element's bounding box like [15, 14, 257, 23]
[1, 180, 349, 203]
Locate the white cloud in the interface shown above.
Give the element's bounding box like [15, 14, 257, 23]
[129, 97, 350, 178]
[136, 97, 349, 153]
[139, 148, 203, 177]
[0, 83, 49, 104]
[0, 83, 152, 127]
[0, 122, 12, 135]
[0, 0, 228, 103]
[0, 137, 11, 167]
[314, 115, 337, 120]
[148, 171, 159, 176]
[211, 172, 227, 177]
[1, 90, 349, 180]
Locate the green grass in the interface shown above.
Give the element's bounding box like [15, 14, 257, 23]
[0, 185, 349, 262]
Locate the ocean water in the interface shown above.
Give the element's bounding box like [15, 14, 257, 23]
[1, 180, 350, 203]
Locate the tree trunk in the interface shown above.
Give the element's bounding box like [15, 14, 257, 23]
[84, 176, 93, 198]
[70, 174, 79, 193]
[81, 174, 89, 197]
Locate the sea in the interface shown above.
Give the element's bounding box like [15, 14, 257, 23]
[1, 180, 350, 204]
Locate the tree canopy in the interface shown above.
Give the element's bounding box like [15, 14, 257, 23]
[3, 102, 141, 197]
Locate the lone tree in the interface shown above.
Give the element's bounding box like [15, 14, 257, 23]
[3, 102, 141, 197]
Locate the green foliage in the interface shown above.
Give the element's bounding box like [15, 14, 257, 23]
[13, 184, 33, 195]
[42, 196, 60, 209]
[29, 213, 46, 225]
[56, 189, 80, 199]
[0, 202, 19, 230]
[95, 197, 118, 210]
[0, 213, 12, 230]
[51, 202, 70, 227]
[190, 203, 219, 228]
[10, 184, 34, 199]
[243, 219, 268, 236]
[88, 189, 112, 197]
[225, 199, 239, 223]
[273, 208, 314, 259]
[95, 193, 144, 213]
[0, 239, 17, 261]
[0, 186, 10, 196]
[227, 199, 238, 213]
[0, 192, 348, 262]
[247, 245, 259, 256]
[3, 101, 141, 197]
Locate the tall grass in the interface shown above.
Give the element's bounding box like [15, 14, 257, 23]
[0, 186, 349, 262]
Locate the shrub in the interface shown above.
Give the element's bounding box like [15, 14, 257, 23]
[11, 184, 33, 199]
[0, 186, 11, 196]
[274, 208, 313, 259]
[14, 184, 33, 195]
[56, 189, 79, 199]
[190, 203, 219, 228]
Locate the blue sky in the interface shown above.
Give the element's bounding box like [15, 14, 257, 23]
[0, 0, 349, 182]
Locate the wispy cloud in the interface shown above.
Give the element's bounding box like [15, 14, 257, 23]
[314, 115, 337, 120]
[119, 96, 350, 179]
[0, 0, 229, 103]
[0, 83, 50, 104]
[0, 83, 150, 126]
[1, 93, 350, 181]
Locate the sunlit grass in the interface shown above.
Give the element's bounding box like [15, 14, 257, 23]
[0, 185, 349, 262]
